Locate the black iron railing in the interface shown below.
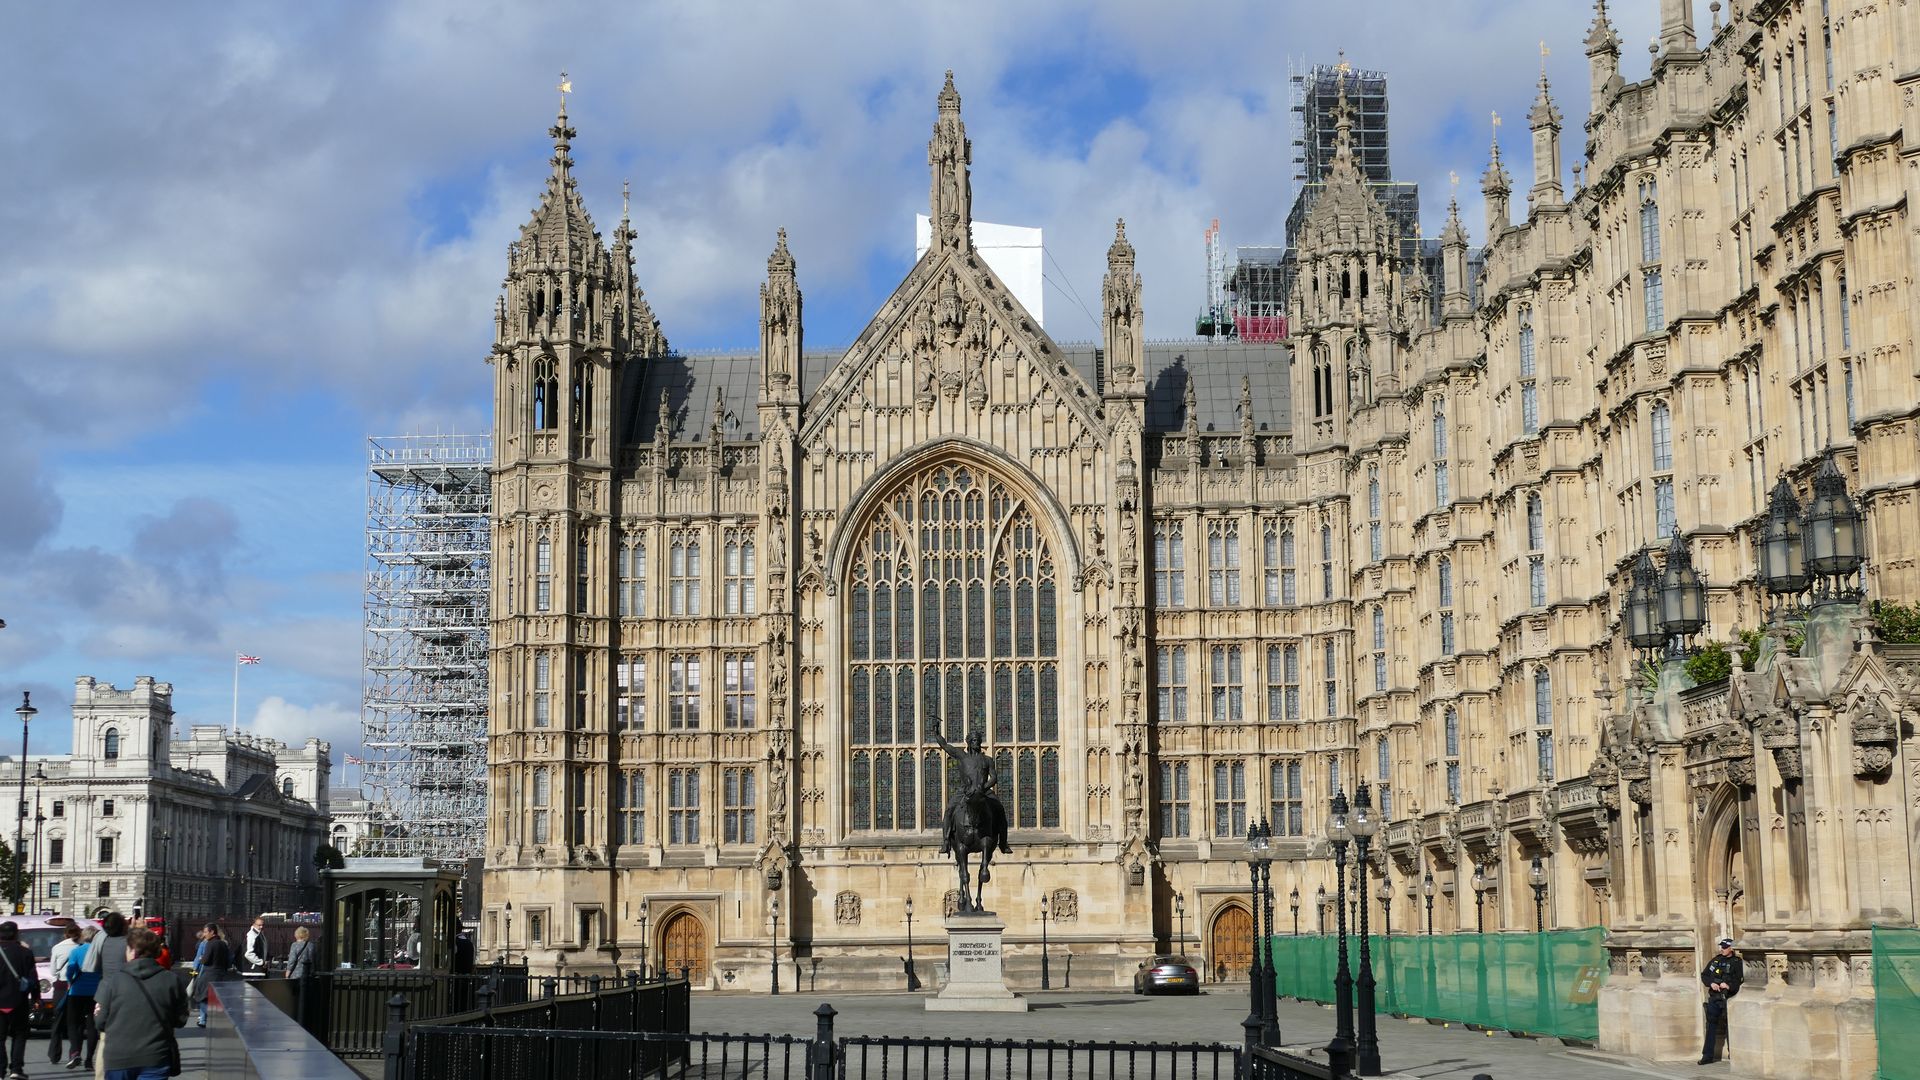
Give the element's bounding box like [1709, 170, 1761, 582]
[392, 1001, 1238, 1080]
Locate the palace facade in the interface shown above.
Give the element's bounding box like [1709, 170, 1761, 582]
[484, 3, 1917, 1073]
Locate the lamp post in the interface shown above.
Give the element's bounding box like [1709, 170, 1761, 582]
[1316, 885, 1327, 934]
[158, 830, 171, 925]
[1376, 875, 1392, 938]
[1422, 873, 1435, 935]
[1258, 826, 1280, 1044]
[1289, 887, 1300, 937]
[1244, 819, 1272, 1045]
[1324, 789, 1354, 1076]
[1805, 454, 1864, 601]
[30, 765, 45, 915]
[1039, 894, 1052, 990]
[636, 901, 649, 978]
[1174, 894, 1186, 955]
[1530, 856, 1548, 932]
[1349, 785, 1382, 1076]
[769, 895, 781, 996]
[1658, 534, 1708, 659]
[904, 896, 919, 990]
[504, 901, 512, 966]
[12, 692, 34, 916]
[1472, 864, 1487, 934]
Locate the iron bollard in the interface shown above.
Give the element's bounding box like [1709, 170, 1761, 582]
[809, 1003, 838, 1080]
[541, 975, 557, 999]
[380, 993, 410, 1080]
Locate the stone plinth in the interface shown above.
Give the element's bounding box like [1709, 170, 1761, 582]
[926, 912, 1028, 1012]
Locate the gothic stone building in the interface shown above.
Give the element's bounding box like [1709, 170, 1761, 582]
[486, 5, 1918, 1070]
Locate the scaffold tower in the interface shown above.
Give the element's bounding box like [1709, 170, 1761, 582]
[362, 434, 491, 860]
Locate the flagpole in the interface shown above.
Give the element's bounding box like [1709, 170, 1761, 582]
[232, 653, 240, 736]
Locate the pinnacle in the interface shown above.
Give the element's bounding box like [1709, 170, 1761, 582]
[938, 69, 961, 111]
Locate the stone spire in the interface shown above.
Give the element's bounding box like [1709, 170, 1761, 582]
[1658, 0, 1697, 56]
[927, 71, 973, 253]
[1440, 196, 1471, 316]
[1528, 65, 1565, 210]
[1329, 76, 1359, 181]
[1482, 116, 1512, 237]
[1585, 0, 1622, 111]
[760, 228, 802, 400]
[1101, 218, 1144, 391]
[517, 81, 597, 266]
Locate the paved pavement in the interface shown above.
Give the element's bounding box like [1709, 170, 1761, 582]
[690, 988, 1736, 1080]
[13, 1022, 218, 1079]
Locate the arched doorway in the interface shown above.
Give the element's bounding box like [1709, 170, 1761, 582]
[1210, 904, 1254, 983]
[659, 911, 708, 983]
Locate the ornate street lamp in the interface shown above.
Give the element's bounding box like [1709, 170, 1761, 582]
[1471, 864, 1487, 934]
[12, 692, 33, 916]
[1349, 786, 1383, 1076]
[769, 895, 782, 995]
[1244, 819, 1275, 1045]
[1530, 856, 1549, 932]
[1317, 885, 1327, 934]
[1375, 874, 1392, 937]
[1758, 476, 1810, 607]
[1174, 893, 1187, 954]
[1659, 534, 1707, 658]
[905, 896, 919, 990]
[1039, 894, 1052, 990]
[1624, 550, 1667, 661]
[1324, 789, 1354, 1076]
[636, 900, 649, 978]
[1289, 887, 1300, 937]
[1805, 454, 1864, 599]
[1421, 873, 1436, 935]
[504, 900, 513, 966]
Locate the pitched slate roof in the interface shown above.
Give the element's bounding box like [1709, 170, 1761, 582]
[622, 340, 1291, 443]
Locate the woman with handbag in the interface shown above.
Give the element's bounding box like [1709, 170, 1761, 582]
[0, 921, 43, 1080]
[94, 928, 187, 1080]
[283, 927, 315, 981]
[186, 926, 232, 1028]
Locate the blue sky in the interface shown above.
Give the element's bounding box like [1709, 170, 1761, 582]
[0, 0, 1686, 776]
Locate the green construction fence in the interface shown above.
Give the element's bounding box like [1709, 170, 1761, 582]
[1876, 928, 1920, 1080]
[1267, 928, 1608, 1042]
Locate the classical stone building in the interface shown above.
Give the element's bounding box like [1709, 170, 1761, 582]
[0, 676, 332, 929]
[484, 6, 1916, 1071]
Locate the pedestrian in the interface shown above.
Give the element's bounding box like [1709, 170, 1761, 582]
[0, 921, 42, 1080]
[243, 918, 268, 974]
[283, 927, 315, 981]
[47, 923, 84, 1065]
[1699, 936, 1744, 1065]
[94, 927, 188, 1080]
[94, 914, 131, 985]
[63, 926, 105, 1071]
[187, 925, 233, 1028]
[452, 928, 475, 975]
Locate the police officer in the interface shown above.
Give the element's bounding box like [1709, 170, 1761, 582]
[1699, 936, 1743, 1065]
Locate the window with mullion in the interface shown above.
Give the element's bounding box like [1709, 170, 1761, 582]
[1268, 759, 1304, 836]
[1209, 645, 1244, 723]
[1212, 760, 1247, 838]
[844, 464, 1060, 832]
[1158, 761, 1191, 838]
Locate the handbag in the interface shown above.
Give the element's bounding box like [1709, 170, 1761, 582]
[0, 943, 30, 996]
[119, 971, 183, 1078]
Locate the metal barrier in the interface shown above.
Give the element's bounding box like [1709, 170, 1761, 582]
[393, 1001, 1239, 1080]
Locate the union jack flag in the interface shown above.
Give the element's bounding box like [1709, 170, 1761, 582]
[237, 654, 261, 665]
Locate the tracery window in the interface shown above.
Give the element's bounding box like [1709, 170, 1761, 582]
[845, 463, 1061, 834]
[1534, 668, 1555, 783]
[723, 531, 756, 615]
[1206, 520, 1241, 606]
[1262, 521, 1283, 605]
[1209, 645, 1244, 723]
[618, 539, 645, 617]
[1154, 522, 1186, 607]
[1268, 759, 1303, 836]
[668, 533, 702, 615]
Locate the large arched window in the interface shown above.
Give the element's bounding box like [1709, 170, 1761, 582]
[103, 729, 120, 761]
[845, 462, 1061, 835]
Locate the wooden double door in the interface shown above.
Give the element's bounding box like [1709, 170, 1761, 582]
[1210, 905, 1254, 982]
[659, 911, 708, 983]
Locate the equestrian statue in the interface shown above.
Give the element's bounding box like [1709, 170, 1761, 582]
[933, 724, 1013, 914]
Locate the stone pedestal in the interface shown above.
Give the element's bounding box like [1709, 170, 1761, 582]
[926, 912, 1028, 1012]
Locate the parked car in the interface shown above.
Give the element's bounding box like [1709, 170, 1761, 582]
[1132, 954, 1201, 995]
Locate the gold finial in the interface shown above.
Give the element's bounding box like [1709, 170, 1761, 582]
[1335, 48, 1350, 76]
[1491, 109, 1502, 130]
[1540, 40, 1551, 75]
[1449, 170, 1460, 191]
[621, 179, 631, 218]
[558, 71, 572, 101]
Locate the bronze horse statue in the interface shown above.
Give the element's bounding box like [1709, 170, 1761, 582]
[934, 725, 1012, 914]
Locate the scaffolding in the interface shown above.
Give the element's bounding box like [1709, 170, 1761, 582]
[362, 434, 492, 861]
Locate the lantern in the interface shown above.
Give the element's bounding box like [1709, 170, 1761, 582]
[1804, 454, 1863, 587]
[1757, 476, 1809, 596]
[1624, 550, 1666, 653]
[1659, 533, 1706, 643]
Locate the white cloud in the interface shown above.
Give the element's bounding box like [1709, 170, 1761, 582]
[249, 696, 360, 760]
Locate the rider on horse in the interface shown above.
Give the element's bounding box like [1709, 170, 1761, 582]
[933, 725, 1013, 856]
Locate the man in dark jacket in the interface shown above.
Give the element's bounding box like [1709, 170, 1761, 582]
[0, 921, 42, 1080]
[95, 927, 189, 1080]
[1699, 936, 1744, 1065]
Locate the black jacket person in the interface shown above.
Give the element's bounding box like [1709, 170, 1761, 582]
[1698, 937, 1744, 1064]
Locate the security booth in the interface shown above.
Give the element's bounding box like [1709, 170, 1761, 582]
[321, 857, 462, 972]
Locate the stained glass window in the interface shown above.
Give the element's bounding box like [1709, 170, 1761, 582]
[844, 463, 1063, 834]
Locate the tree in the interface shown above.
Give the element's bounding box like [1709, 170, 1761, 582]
[314, 843, 346, 871]
[0, 844, 37, 912]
